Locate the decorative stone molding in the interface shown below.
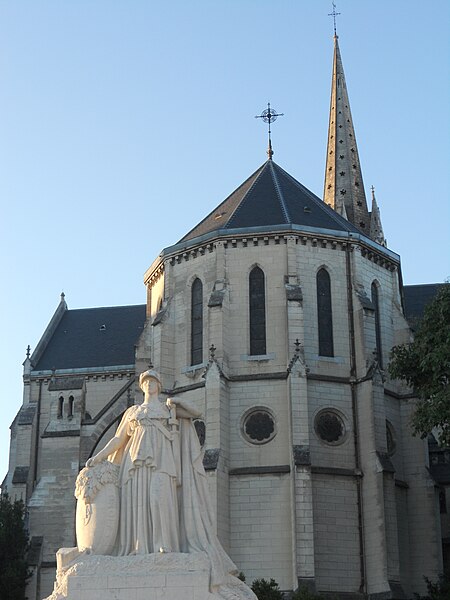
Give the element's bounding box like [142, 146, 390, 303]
[152, 304, 168, 326]
[293, 445, 311, 466]
[41, 429, 81, 438]
[17, 405, 36, 425]
[49, 377, 85, 391]
[229, 465, 290, 476]
[203, 448, 220, 471]
[355, 289, 374, 311]
[12, 466, 29, 484]
[376, 451, 396, 474]
[285, 283, 303, 302]
[208, 289, 225, 307]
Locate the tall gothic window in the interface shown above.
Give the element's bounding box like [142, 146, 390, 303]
[371, 282, 382, 367]
[191, 278, 203, 365]
[249, 266, 266, 355]
[317, 268, 334, 357]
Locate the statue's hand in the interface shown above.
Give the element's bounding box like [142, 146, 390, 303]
[86, 456, 99, 468]
[166, 397, 179, 408]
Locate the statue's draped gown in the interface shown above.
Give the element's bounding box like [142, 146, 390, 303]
[113, 403, 180, 554]
[108, 401, 236, 587]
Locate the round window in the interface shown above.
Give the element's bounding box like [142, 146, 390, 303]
[242, 409, 276, 445]
[314, 410, 346, 445]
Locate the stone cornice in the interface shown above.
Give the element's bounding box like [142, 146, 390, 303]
[30, 365, 135, 379]
[143, 227, 400, 285]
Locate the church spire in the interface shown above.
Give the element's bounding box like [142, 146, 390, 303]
[323, 34, 371, 234]
[369, 186, 386, 247]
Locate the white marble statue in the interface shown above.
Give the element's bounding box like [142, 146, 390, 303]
[69, 369, 255, 599]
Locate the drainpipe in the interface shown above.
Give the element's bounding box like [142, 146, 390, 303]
[346, 244, 366, 595]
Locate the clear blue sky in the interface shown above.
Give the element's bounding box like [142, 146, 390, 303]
[1, 0, 449, 480]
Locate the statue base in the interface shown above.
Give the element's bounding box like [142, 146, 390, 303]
[44, 549, 254, 600]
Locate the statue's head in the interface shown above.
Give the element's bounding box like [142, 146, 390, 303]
[139, 370, 162, 394]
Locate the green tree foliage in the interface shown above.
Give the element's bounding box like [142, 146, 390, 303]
[414, 574, 450, 600]
[0, 493, 30, 600]
[291, 585, 325, 600]
[389, 284, 450, 446]
[251, 578, 284, 600]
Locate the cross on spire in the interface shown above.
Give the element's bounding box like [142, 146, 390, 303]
[328, 2, 341, 36]
[255, 102, 284, 159]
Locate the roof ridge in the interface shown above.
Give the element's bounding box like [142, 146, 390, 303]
[227, 161, 272, 227]
[273, 162, 363, 234]
[179, 162, 268, 242]
[269, 161, 291, 223]
[66, 304, 146, 313]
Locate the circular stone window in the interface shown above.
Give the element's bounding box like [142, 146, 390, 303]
[386, 420, 396, 456]
[242, 408, 276, 445]
[314, 410, 346, 445]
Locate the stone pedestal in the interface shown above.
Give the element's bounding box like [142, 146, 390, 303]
[45, 551, 253, 600]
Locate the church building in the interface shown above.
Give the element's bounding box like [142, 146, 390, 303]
[3, 33, 446, 600]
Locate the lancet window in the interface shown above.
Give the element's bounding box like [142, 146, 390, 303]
[317, 268, 334, 357]
[57, 396, 64, 419]
[191, 278, 203, 365]
[249, 266, 266, 355]
[371, 282, 382, 367]
[68, 396, 74, 418]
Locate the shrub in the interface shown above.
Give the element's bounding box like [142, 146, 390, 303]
[414, 574, 450, 600]
[291, 585, 325, 600]
[251, 578, 284, 600]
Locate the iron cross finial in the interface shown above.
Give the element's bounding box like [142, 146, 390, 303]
[255, 102, 284, 159]
[328, 2, 341, 36]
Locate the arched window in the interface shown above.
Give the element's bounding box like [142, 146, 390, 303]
[68, 396, 74, 419]
[249, 266, 266, 355]
[371, 282, 382, 367]
[57, 396, 64, 419]
[317, 268, 334, 357]
[191, 278, 203, 365]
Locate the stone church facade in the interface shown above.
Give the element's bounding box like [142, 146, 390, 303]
[3, 35, 447, 599]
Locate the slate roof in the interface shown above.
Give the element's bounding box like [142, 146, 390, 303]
[180, 160, 364, 243]
[33, 304, 146, 372]
[403, 284, 445, 327]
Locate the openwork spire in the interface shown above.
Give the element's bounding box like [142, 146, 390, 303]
[323, 36, 371, 234]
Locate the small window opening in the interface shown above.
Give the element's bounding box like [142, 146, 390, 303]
[68, 396, 74, 419]
[57, 396, 64, 419]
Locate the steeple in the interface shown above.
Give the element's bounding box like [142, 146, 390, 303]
[369, 186, 386, 246]
[323, 35, 371, 234]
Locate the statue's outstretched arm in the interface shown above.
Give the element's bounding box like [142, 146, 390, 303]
[86, 424, 129, 467]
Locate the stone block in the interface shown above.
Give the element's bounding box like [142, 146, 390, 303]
[45, 552, 254, 600]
